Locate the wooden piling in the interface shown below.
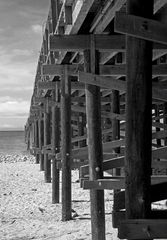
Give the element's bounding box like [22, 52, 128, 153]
[35, 119, 40, 164]
[84, 35, 105, 240]
[44, 98, 51, 183]
[52, 82, 60, 204]
[125, 0, 153, 223]
[38, 114, 44, 171]
[61, 66, 72, 221]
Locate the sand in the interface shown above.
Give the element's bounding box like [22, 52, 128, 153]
[0, 154, 119, 240]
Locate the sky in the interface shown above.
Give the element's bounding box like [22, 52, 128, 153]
[0, 0, 50, 130]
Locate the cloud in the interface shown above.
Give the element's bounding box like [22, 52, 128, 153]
[12, 49, 33, 56]
[0, 100, 29, 117]
[0, 0, 50, 130]
[31, 24, 43, 34]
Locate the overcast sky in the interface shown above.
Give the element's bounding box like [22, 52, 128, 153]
[0, 0, 50, 130]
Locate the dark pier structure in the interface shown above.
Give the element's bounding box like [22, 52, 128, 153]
[25, 0, 167, 239]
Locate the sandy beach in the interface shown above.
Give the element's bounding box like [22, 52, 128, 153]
[0, 154, 119, 240]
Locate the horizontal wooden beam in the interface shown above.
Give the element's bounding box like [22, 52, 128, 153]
[49, 34, 126, 51]
[152, 121, 167, 130]
[113, 210, 167, 229]
[152, 130, 167, 139]
[114, 182, 167, 211]
[118, 219, 167, 239]
[115, 13, 167, 45]
[43, 63, 167, 77]
[49, 34, 167, 52]
[78, 71, 126, 91]
[80, 156, 124, 178]
[37, 81, 85, 90]
[57, 139, 125, 160]
[83, 176, 167, 190]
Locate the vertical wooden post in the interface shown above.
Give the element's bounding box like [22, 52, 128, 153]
[38, 113, 44, 171]
[125, 0, 153, 223]
[164, 103, 167, 146]
[155, 105, 161, 149]
[112, 90, 121, 222]
[44, 98, 51, 183]
[78, 112, 86, 148]
[61, 66, 72, 221]
[52, 82, 60, 204]
[35, 119, 40, 164]
[84, 35, 105, 240]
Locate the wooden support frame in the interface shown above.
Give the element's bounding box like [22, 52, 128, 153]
[78, 71, 167, 101]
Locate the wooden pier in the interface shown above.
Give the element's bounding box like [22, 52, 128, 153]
[25, 0, 167, 239]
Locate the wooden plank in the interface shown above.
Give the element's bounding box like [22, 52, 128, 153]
[118, 219, 167, 239]
[152, 130, 167, 139]
[83, 178, 125, 190]
[80, 156, 125, 177]
[49, 34, 126, 51]
[57, 139, 125, 160]
[71, 105, 86, 113]
[81, 154, 167, 178]
[154, 0, 167, 13]
[78, 71, 126, 91]
[93, 0, 126, 33]
[61, 66, 72, 221]
[83, 176, 167, 190]
[38, 81, 57, 89]
[43, 63, 167, 77]
[115, 13, 167, 45]
[101, 112, 126, 120]
[38, 80, 85, 90]
[113, 210, 167, 228]
[152, 146, 167, 159]
[114, 182, 167, 211]
[152, 88, 167, 101]
[152, 121, 167, 130]
[69, 0, 94, 34]
[42, 64, 83, 76]
[153, 64, 167, 76]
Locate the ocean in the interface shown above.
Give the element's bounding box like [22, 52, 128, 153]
[0, 131, 28, 155]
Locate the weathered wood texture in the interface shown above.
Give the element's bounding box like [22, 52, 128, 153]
[125, 0, 153, 224]
[44, 99, 51, 183]
[38, 116, 44, 171]
[84, 36, 105, 240]
[52, 83, 60, 204]
[61, 67, 72, 221]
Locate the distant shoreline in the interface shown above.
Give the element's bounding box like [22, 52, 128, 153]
[0, 130, 24, 132]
